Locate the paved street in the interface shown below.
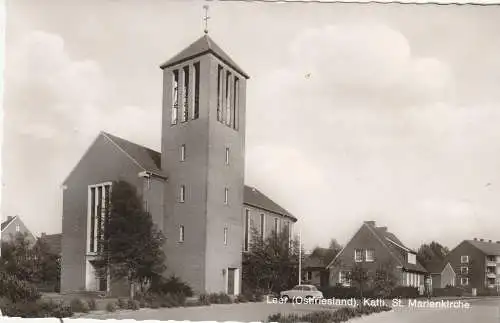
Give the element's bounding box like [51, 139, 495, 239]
[79, 298, 500, 322]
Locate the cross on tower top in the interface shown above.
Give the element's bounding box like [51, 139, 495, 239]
[203, 5, 210, 34]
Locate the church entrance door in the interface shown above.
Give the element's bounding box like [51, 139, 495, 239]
[227, 268, 236, 295]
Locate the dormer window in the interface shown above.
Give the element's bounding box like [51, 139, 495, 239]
[407, 252, 416, 265]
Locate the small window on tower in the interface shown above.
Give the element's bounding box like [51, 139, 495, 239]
[180, 185, 185, 203]
[180, 144, 186, 162]
[179, 225, 185, 242]
[224, 187, 229, 205]
[225, 147, 230, 165]
[224, 227, 228, 245]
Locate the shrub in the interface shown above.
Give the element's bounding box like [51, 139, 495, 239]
[433, 286, 464, 297]
[267, 305, 392, 323]
[0, 272, 41, 302]
[320, 285, 360, 299]
[150, 275, 193, 297]
[477, 288, 500, 297]
[207, 292, 232, 304]
[198, 293, 211, 305]
[117, 298, 128, 309]
[106, 302, 117, 312]
[127, 298, 140, 310]
[236, 294, 248, 303]
[390, 286, 419, 298]
[0, 298, 73, 318]
[87, 298, 97, 311]
[69, 298, 89, 313]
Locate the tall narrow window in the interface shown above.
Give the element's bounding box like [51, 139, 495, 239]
[90, 187, 96, 252]
[233, 77, 239, 130]
[217, 65, 223, 122]
[244, 210, 250, 251]
[224, 227, 228, 245]
[260, 213, 265, 239]
[143, 200, 149, 213]
[354, 249, 364, 262]
[225, 147, 230, 165]
[179, 225, 185, 242]
[225, 71, 231, 126]
[180, 144, 186, 161]
[224, 187, 229, 205]
[180, 185, 185, 203]
[171, 70, 179, 125]
[96, 186, 103, 253]
[193, 62, 200, 119]
[181, 66, 189, 122]
[274, 218, 278, 235]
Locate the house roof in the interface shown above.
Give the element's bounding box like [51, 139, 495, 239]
[303, 253, 327, 269]
[244, 186, 297, 222]
[39, 233, 62, 256]
[425, 260, 446, 274]
[160, 34, 249, 79]
[466, 239, 500, 256]
[1, 216, 16, 231]
[101, 132, 165, 177]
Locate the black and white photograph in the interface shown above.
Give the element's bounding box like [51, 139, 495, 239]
[1, 0, 500, 322]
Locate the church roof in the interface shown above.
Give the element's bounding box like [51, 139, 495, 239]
[101, 132, 164, 177]
[244, 186, 297, 222]
[1, 216, 16, 231]
[160, 35, 249, 79]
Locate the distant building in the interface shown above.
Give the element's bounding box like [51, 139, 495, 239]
[425, 260, 456, 290]
[440, 238, 500, 293]
[302, 251, 330, 288]
[1, 215, 37, 245]
[60, 34, 297, 297]
[327, 221, 428, 294]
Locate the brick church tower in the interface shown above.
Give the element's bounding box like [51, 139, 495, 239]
[159, 34, 249, 295]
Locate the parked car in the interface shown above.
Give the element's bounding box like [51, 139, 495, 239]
[279, 284, 324, 302]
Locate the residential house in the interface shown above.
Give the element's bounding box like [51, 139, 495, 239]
[302, 251, 330, 288]
[425, 260, 456, 291]
[441, 238, 500, 293]
[327, 221, 428, 294]
[1, 215, 37, 245]
[60, 33, 297, 297]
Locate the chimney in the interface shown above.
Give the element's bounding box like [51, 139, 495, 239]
[496, 241, 500, 244]
[7, 216, 13, 221]
[41, 232, 46, 237]
[480, 239, 484, 242]
[379, 226, 388, 232]
[473, 238, 478, 241]
[489, 240, 492, 243]
[364, 221, 376, 226]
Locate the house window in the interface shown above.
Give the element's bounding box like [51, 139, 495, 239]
[306, 271, 312, 281]
[217, 65, 223, 122]
[179, 185, 185, 203]
[179, 225, 185, 242]
[339, 271, 351, 286]
[461, 277, 469, 286]
[260, 213, 265, 239]
[354, 249, 363, 262]
[225, 71, 232, 127]
[461, 256, 469, 264]
[365, 249, 375, 262]
[408, 253, 417, 265]
[171, 70, 179, 125]
[88, 182, 112, 253]
[181, 66, 189, 122]
[224, 188, 229, 205]
[15, 224, 20, 232]
[244, 209, 250, 251]
[192, 62, 200, 119]
[146, 177, 151, 190]
[143, 200, 149, 213]
[225, 147, 230, 165]
[224, 227, 228, 245]
[461, 266, 468, 274]
[232, 77, 239, 130]
[180, 144, 186, 161]
[274, 218, 278, 235]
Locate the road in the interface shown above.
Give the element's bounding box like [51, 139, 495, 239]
[79, 298, 500, 322]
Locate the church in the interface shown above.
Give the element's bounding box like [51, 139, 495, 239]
[60, 32, 298, 297]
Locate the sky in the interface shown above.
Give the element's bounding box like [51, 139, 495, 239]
[2, 0, 500, 251]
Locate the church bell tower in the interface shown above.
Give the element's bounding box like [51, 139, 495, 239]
[159, 29, 249, 294]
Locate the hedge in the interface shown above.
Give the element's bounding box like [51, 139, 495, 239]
[268, 305, 392, 323]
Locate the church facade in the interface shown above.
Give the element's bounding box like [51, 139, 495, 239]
[60, 34, 297, 296]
